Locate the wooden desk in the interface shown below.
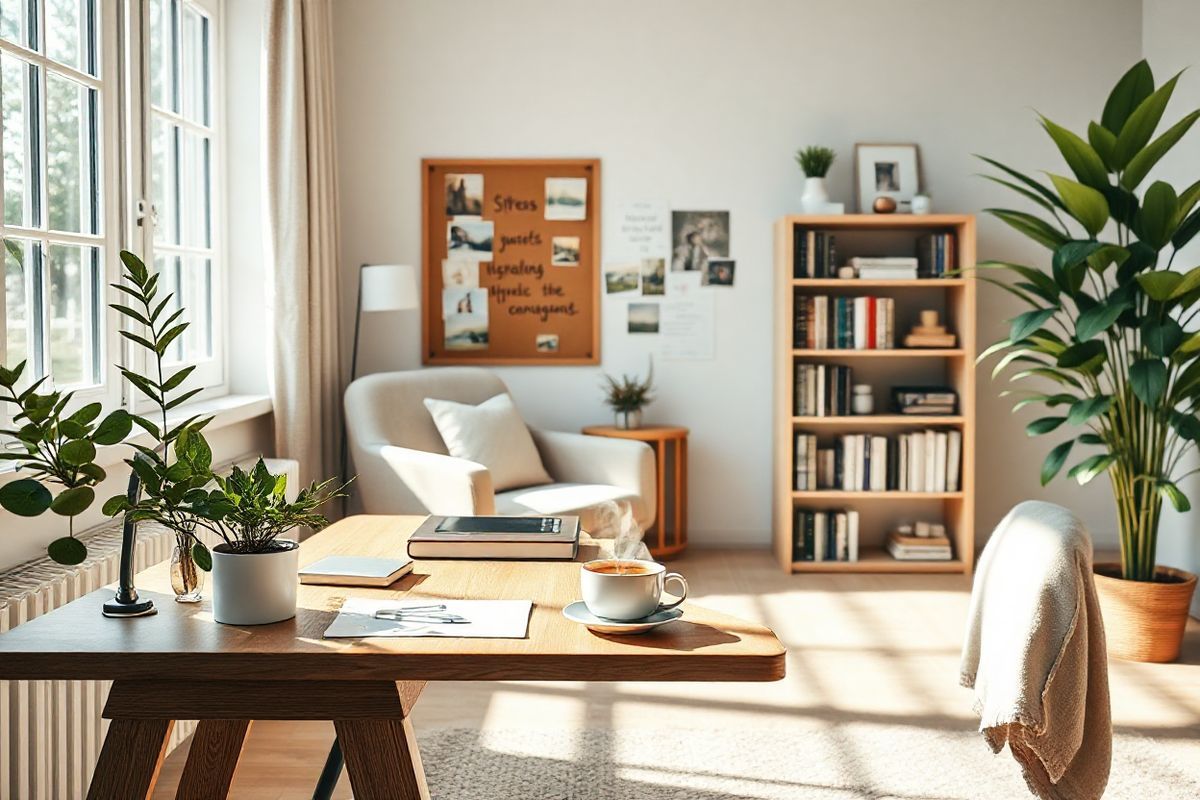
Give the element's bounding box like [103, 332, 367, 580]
[583, 424, 689, 557]
[0, 515, 784, 799]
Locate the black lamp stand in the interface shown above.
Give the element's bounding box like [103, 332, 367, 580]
[101, 466, 156, 618]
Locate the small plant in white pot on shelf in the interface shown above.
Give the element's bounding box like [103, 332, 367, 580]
[795, 145, 836, 213]
[603, 362, 654, 430]
[207, 460, 347, 625]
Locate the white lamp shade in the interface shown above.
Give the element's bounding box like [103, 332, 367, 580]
[360, 264, 419, 312]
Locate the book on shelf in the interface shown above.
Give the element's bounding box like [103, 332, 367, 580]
[886, 531, 953, 561]
[793, 228, 838, 278]
[915, 233, 956, 277]
[792, 293, 895, 350]
[794, 363, 854, 416]
[849, 256, 919, 280]
[892, 386, 958, 415]
[795, 428, 962, 493]
[792, 507, 859, 562]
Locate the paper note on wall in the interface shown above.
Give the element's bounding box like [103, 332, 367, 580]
[613, 201, 669, 261]
[661, 272, 714, 360]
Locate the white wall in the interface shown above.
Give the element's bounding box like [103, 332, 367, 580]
[1143, 0, 1200, 611]
[332, 0, 1143, 550]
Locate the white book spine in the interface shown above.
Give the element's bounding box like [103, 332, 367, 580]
[923, 430, 936, 492]
[816, 296, 827, 349]
[814, 513, 827, 561]
[853, 297, 867, 349]
[947, 430, 962, 493]
[934, 431, 949, 492]
[847, 510, 859, 561]
[911, 432, 925, 492]
[835, 513, 848, 561]
[854, 434, 867, 491]
[817, 365, 826, 417]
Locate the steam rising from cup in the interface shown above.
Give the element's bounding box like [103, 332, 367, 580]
[591, 501, 650, 566]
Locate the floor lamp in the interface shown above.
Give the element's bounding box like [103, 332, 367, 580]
[322, 264, 419, 800]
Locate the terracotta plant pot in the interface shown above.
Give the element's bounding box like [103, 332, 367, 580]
[1093, 563, 1197, 662]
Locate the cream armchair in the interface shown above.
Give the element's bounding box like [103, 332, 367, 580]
[344, 368, 656, 531]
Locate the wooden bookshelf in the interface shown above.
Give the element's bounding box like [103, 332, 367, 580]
[773, 214, 976, 574]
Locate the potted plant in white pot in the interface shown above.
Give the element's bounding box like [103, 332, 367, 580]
[205, 460, 345, 625]
[796, 145, 836, 213]
[603, 362, 654, 430]
[978, 59, 1200, 661]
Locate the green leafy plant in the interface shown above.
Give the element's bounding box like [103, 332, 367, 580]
[602, 361, 654, 413]
[795, 146, 836, 178]
[0, 364, 133, 564]
[977, 59, 1200, 582]
[206, 458, 347, 555]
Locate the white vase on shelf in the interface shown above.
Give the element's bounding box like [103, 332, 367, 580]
[801, 177, 830, 213]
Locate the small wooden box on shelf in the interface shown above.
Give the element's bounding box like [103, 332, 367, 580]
[772, 214, 976, 575]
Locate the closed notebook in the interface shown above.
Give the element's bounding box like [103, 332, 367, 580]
[299, 556, 414, 587]
[408, 515, 580, 560]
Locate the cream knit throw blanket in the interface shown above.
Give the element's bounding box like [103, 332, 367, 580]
[961, 500, 1111, 800]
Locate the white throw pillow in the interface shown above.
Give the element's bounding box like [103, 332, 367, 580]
[423, 393, 552, 492]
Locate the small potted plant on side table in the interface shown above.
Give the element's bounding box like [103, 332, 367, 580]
[603, 362, 654, 431]
[207, 459, 346, 625]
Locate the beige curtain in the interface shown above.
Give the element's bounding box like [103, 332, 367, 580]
[263, 0, 343, 490]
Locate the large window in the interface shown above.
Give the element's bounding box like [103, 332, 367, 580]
[0, 0, 223, 406]
[1, 0, 107, 391]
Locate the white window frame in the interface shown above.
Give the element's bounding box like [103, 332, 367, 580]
[0, 0, 123, 416]
[127, 0, 227, 410]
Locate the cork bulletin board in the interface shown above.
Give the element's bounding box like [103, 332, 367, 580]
[421, 158, 601, 365]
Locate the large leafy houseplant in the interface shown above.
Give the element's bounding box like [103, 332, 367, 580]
[978, 60, 1200, 584]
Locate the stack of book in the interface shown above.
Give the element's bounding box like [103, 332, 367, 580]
[792, 228, 838, 278]
[793, 508, 860, 562]
[793, 363, 854, 416]
[849, 256, 918, 280]
[793, 294, 896, 349]
[886, 531, 953, 561]
[892, 386, 958, 415]
[793, 429, 963, 492]
[915, 233, 956, 277]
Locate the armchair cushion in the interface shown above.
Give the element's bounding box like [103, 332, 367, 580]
[423, 393, 552, 492]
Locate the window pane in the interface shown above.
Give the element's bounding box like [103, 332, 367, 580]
[179, 128, 209, 247]
[45, 71, 98, 234]
[46, 242, 98, 386]
[180, 255, 210, 360]
[151, 116, 178, 244]
[1, 53, 36, 227]
[180, 4, 207, 125]
[45, 0, 94, 75]
[3, 237, 34, 371]
[155, 253, 181, 361]
[149, 0, 175, 111]
[0, 0, 29, 48]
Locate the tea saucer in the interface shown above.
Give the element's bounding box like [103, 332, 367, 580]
[562, 601, 683, 635]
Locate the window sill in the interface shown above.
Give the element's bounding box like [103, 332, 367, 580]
[1, 393, 273, 478]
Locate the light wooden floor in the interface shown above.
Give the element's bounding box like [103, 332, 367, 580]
[153, 548, 1200, 798]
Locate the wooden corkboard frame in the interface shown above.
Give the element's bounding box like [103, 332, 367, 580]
[421, 158, 601, 365]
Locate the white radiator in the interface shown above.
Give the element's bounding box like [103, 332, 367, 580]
[0, 521, 200, 800]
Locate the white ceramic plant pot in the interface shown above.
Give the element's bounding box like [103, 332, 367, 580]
[211, 539, 300, 625]
[801, 177, 830, 212]
[615, 409, 642, 430]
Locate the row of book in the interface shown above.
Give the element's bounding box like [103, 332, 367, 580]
[792, 229, 838, 278]
[793, 363, 854, 416]
[793, 295, 896, 349]
[793, 429, 963, 492]
[916, 233, 957, 277]
[792, 508, 859, 562]
[892, 386, 958, 415]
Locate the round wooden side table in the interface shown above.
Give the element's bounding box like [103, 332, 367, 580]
[581, 425, 689, 559]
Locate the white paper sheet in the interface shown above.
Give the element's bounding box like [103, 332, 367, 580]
[661, 272, 715, 360]
[323, 598, 533, 639]
[612, 201, 669, 262]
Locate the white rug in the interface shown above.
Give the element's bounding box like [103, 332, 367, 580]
[417, 726, 1198, 800]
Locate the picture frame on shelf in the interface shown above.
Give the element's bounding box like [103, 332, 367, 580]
[854, 143, 921, 213]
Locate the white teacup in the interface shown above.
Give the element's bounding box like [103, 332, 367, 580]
[580, 558, 688, 621]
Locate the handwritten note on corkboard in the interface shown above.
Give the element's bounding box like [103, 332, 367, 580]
[421, 158, 600, 365]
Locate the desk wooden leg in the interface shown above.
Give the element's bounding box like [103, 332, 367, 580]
[175, 719, 253, 800]
[335, 716, 430, 800]
[85, 717, 174, 800]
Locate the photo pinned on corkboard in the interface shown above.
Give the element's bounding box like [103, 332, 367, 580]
[545, 177, 588, 220]
[551, 236, 581, 266]
[442, 259, 479, 288]
[445, 173, 484, 217]
[671, 210, 729, 272]
[447, 219, 494, 261]
[536, 334, 560, 353]
[443, 287, 489, 351]
[628, 302, 660, 334]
